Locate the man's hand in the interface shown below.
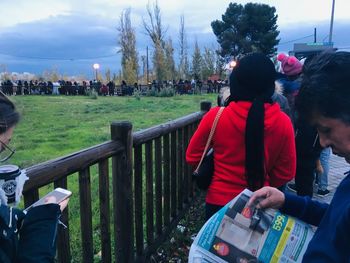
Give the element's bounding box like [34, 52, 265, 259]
[247, 186, 285, 210]
[315, 159, 324, 175]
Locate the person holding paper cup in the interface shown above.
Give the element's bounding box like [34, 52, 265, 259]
[0, 91, 70, 263]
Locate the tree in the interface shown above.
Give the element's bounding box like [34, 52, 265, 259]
[211, 2, 279, 58]
[105, 68, 111, 82]
[152, 42, 166, 82]
[191, 40, 202, 80]
[118, 8, 139, 85]
[112, 73, 118, 83]
[214, 49, 225, 79]
[0, 64, 10, 81]
[178, 15, 190, 80]
[42, 67, 60, 81]
[164, 38, 176, 81]
[201, 47, 216, 80]
[143, 1, 167, 82]
[140, 55, 147, 84]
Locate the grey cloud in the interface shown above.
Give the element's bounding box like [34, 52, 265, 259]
[1, 10, 350, 78]
[0, 14, 118, 58]
[0, 13, 123, 77]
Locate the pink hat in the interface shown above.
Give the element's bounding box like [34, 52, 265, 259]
[277, 53, 303, 76]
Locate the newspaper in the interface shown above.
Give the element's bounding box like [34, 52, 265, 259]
[189, 189, 314, 263]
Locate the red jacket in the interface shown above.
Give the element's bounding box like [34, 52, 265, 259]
[186, 101, 296, 206]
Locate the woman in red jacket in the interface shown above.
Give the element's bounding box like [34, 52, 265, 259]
[186, 53, 296, 219]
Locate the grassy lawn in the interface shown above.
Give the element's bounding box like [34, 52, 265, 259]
[9, 94, 217, 168]
[6, 93, 217, 262]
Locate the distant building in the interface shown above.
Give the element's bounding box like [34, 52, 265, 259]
[290, 42, 337, 59]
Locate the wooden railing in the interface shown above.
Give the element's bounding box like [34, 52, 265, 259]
[22, 101, 212, 263]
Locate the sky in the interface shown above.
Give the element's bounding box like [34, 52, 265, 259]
[0, 0, 349, 79]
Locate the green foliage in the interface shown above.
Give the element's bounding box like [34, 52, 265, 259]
[164, 38, 176, 81]
[145, 86, 158, 96]
[42, 67, 60, 82]
[10, 95, 218, 262]
[145, 86, 175, 97]
[118, 8, 139, 85]
[133, 89, 142, 100]
[191, 40, 202, 80]
[123, 58, 138, 85]
[211, 2, 280, 58]
[201, 47, 216, 80]
[215, 49, 226, 78]
[9, 94, 217, 168]
[105, 68, 111, 82]
[87, 89, 98, 99]
[153, 41, 167, 82]
[143, 1, 168, 82]
[158, 87, 175, 97]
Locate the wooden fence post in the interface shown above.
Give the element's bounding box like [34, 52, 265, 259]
[111, 121, 134, 262]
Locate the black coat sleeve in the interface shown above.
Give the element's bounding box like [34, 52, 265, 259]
[16, 204, 61, 263]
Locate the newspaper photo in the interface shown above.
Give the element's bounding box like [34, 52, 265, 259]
[189, 189, 315, 263]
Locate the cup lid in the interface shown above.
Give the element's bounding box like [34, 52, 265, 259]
[0, 164, 20, 177]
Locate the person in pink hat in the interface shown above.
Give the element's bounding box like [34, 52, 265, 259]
[277, 53, 303, 79]
[276, 53, 303, 123]
[277, 54, 322, 198]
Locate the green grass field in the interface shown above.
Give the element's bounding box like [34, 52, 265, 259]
[7, 94, 217, 262]
[9, 94, 216, 168]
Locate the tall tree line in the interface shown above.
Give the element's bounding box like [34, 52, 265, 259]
[117, 8, 139, 85]
[117, 1, 280, 84]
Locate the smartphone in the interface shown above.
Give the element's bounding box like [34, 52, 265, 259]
[24, 187, 72, 212]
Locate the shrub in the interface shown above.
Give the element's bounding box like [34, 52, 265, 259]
[144, 87, 176, 97]
[133, 90, 142, 100]
[158, 87, 175, 97]
[145, 87, 157, 97]
[87, 89, 98, 99]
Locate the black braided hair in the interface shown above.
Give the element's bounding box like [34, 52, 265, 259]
[228, 53, 276, 190]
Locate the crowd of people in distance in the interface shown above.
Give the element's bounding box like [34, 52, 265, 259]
[0, 78, 227, 97]
[0, 79, 121, 96]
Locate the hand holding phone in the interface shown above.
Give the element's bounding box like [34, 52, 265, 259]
[44, 195, 70, 211]
[24, 188, 72, 212]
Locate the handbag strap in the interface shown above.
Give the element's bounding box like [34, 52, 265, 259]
[194, 107, 225, 173]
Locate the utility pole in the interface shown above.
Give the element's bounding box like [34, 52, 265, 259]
[328, 0, 335, 44]
[314, 28, 317, 43]
[146, 46, 149, 85]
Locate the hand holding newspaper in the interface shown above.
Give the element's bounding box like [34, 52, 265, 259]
[189, 189, 314, 263]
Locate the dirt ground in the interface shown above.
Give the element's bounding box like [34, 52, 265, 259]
[150, 192, 206, 263]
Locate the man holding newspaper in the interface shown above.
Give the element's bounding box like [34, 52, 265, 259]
[248, 51, 350, 262]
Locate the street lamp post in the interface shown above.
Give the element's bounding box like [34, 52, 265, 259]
[328, 0, 335, 44]
[93, 63, 100, 80]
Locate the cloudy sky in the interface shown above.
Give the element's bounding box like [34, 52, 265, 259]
[1, 0, 349, 79]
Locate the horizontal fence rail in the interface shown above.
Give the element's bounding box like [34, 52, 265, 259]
[22, 101, 212, 262]
[24, 141, 125, 191]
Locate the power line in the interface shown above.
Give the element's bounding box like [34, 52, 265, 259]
[0, 52, 119, 61]
[279, 34, 314, 45]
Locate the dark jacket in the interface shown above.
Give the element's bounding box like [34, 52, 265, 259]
[295, 117, 322, 161]
[281, 173, 350, 262]
[0, 204, 61, 263]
